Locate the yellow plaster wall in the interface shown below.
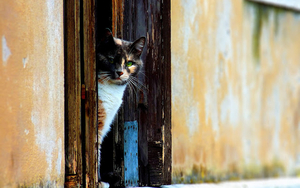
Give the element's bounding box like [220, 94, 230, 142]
[171, 0, 300, 183]
[0, 0, 64, 186]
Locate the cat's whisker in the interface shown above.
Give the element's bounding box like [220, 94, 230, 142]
[99, 75, 108, 80]
[132, 79, 143, 99]
[128, 78, 136, 94]
[127, 78, 146, 99]
[138, 71, 148, 78]
[99, 74, 110, 78]
[130, 76, 147, 91]
[130, 80, 141, 91]
[99, 74, 111, 81]
[100, 73, 110, 76]
[128, 83, 132, 96]
[102, 77, 111, 84]
[128, 81, 135, 97]
[100, 77, 109, 82]
[128, 78, 139, 97]
[126, 81, 133, 97]
[133, 80, 145, 90]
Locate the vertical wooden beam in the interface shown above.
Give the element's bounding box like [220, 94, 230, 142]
[65, 0, 83, 186]
[112, 0, 124, 38]
[83, 0, 97, 187]
[161, 0, 172, 185]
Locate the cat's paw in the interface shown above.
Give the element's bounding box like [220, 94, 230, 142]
[101, 172, 121, 187]
[98, 181, 110, 188]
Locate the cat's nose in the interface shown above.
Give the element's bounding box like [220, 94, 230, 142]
[116, 71, 123, 76]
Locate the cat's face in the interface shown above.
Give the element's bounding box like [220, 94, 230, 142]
[97, 30, 145, 85]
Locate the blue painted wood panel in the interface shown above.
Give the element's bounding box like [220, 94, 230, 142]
[124, 121, 139, 186]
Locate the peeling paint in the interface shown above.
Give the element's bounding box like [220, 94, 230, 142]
[216, 0, 233, 60]
[56, 138, 62, 175]
[30, 0, 64, 180]
[22, 56, 29, 68]
[2, 36, 11, 65]
[205, 82, 220, 134]
[187, 104, 200, 137]
[220, 85, 240, 127]
[180, 0, 199, 55]
[24, 129, 29, 135]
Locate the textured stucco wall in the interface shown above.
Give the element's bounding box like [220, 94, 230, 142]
[0, 0, 64, 187]
[171, 0, 300, 183]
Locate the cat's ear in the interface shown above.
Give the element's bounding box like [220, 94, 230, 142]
[100, 28, 115, 47]
[131, 37, 146, 56]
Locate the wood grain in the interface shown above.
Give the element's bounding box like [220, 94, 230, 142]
[65, 0, 83, 186]
[83, 0, 97, 187]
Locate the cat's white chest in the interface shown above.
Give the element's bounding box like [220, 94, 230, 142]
[98, 82, 127, 140]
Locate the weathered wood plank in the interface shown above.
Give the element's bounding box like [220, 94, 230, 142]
[65, 0, 83, 186]
[83, 0, 97, 187]
[148, 141, 163, 186]
[161, 0, 172, 185]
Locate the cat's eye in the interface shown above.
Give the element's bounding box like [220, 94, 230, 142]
[108, 57, 114, 64]
[126, 61, 133, 67]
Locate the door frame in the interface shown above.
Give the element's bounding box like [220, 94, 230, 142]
[64, 0, 98, 187]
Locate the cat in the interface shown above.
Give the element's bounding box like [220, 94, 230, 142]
[97, 28, 145, 186]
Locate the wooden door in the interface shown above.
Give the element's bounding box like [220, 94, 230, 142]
[97, 0, 171, 186]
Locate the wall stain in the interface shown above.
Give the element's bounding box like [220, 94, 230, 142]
[244, 1, 291, 66]
[172, 160, 285, 184]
